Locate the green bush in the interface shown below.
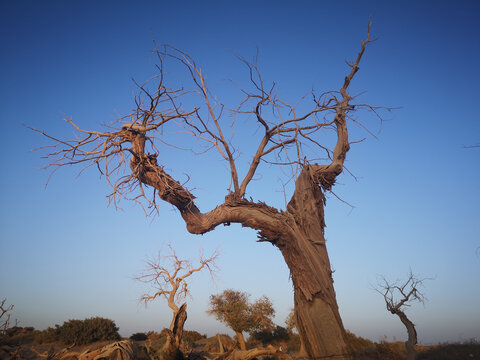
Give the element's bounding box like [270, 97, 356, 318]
[131, 332, 148, 341]
[35, 317, 120, 345]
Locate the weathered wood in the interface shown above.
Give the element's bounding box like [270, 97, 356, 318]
[162, 303, 188, 360]
[216, 334, 225, 354]
[274, 168, 353, 359]
[214, 346, 292, 360]
[30, 340, 138, 360]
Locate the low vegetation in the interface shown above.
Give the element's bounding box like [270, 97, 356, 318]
[1, 321, 479, 360]
[416, 341, 480, 360]
[31, 317, 121, 345]
[207, 290, 275, 351]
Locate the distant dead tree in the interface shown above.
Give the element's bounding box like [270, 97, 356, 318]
[135, 245, 218, 359]
[0, 298, 14, 335]
[376, 270, 430, 360]
[32, 20, 386, 359]
[207, 290, 274, 351]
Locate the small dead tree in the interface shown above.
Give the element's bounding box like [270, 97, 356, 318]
[0, 299, 14, 335]
[136, 245, 218, 358]
[32, 21, 387, 359]
[207, 290, 274, 351]
[376, 271, 429, 360]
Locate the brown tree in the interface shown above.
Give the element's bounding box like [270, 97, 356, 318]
[207, 290, 274, 351]
[33, 21, 382, 359]
[136, 245, 218, 358]
[376, 271, 429, 360]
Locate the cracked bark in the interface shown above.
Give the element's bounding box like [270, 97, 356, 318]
[276, 168, 352, 359]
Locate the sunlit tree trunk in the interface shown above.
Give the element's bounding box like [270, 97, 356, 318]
[162, 303, 187, 360]
[275, 169, 353, 360]
[235, 331, 247, 351]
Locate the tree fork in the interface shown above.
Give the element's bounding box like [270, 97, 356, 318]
[34, 21, 379, 360]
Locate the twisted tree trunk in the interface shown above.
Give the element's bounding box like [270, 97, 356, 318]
[395, 310, 417, 360]
[274, 169, 352, 359]
[163, 303, 187, 360]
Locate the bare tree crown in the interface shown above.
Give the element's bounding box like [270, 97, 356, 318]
[31, 21, 384, 237]
[376, 270, 432, 360]
[31, 21, 385, 360]
[136, 245, 218, 310]
[377, 270, 430, 314]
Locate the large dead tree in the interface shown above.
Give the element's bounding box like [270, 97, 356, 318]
[136, 246, 218, 358]
[34, 22, 382, 359]
[377, 271, 429, 360]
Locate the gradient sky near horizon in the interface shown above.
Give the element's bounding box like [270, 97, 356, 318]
[1, 0, 479, 345]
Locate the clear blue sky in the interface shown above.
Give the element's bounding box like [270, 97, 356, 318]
[1, 0, 479, 345]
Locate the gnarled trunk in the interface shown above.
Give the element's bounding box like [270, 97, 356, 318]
[396, 310, 417, 360]
[275, 169, 353, 360]
[163, 303, 187, 360]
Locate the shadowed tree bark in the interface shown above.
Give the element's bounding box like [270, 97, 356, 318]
[32, 21, 384, 359]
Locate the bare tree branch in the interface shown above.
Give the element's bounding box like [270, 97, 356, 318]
[32, 19, 388, 221]
[0, 298, 14, 335]
[136, 245, 218, 312]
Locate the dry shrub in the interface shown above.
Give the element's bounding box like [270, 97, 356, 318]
[346, 330, 375, 353]
[195, 334, 235, 353]
[416, 342, 480, 360]
[375, 341, 405, 360]
[346, 331, 407, 360]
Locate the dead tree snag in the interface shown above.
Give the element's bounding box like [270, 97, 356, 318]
[33, 21, 384, 360]
[136, 246, 218, 358]
[376, 270, 430, 360]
